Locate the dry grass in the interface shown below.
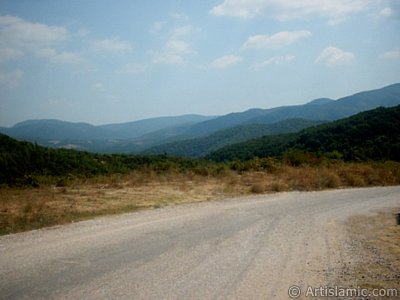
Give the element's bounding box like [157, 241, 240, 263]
[1, 162, 400, 235]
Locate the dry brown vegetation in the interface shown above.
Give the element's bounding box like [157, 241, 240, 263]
[1, 162, 400, 235]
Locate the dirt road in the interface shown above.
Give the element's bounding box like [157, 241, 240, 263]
[0, 186, 399, 299]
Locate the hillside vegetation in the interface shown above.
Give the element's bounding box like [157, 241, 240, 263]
[145, 119, 323, 157]
[0, 134, 215, 186]
[207, 105, 400, 162]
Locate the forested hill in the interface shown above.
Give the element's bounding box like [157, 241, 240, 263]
[207, 105, 400, 162]
[0, 134, 202, 186]
[145, 119, 323, 158]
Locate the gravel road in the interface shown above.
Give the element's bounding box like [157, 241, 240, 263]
[1, 186, 399, 299]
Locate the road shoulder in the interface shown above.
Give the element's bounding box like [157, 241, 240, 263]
[336, 208, 400, 297]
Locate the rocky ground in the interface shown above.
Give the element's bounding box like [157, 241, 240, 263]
[335, 208, 400, 300]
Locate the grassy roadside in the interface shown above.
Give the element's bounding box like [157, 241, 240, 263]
[1, 162, 400, 235]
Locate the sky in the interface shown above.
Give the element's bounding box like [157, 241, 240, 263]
[0, 0, 399, 127]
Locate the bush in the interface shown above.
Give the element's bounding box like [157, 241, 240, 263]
[250, 183, 265, 194]
[319, 170, 341, 188]
[283, 149, 320, 167]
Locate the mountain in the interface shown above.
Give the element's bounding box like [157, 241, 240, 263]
[305, 98, 335, 106]
[0, 119, 113, 140]
[182, 83, 400, 137]
[0, 115, 215, 153]
[145, 119, 323, 158]
[207, 105, 400, 162]
[1, 83, 399, 154]
[99, 114, 215, 139]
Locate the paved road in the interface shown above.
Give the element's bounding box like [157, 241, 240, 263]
[0, 186, 399, 299]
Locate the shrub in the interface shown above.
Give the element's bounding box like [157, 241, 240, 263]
[283, 149, 320, 167]
[268, 181, 288, 192]
[319, 170, 341, 188]
[250, 183, 265, 194]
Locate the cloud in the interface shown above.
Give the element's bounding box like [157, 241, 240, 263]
[34, 47, 83, 64]
[34, 47, 57, 58]
[151, 39, 192, 65]
[91, 37, 133, 53]
[0, 48, 23, 63]
[170, 25, 198, 39]
[315, 46, 355, 66]
[0, 69, 23, 88]
[115, 63, 148, 74]
[209, 55, 242, 69]
[170, 12, 190, 20]
[165, 39, 192, 54]
[242, 30, 311, 50]
[151, 52, 186, 65]
[0, 15, 67, 50]
[75, 28, 90, 38]
[210, 0, 375, 23]
[92, 82, 105, 92]
[0, 15, 85, 65]
[149, 21, 166, 34]
[151, 25, 197, 66]
[251, 54, 294, 70]
[379, 7, 394, 17]
[51, 51, 83, 64]
[377, 2, 400, 19]
[379, 49, 400, 60]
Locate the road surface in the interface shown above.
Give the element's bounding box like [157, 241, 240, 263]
[0, 186, 399, 299]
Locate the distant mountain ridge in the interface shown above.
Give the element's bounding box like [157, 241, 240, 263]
[207, 105, 400, 162]
[1, 119, 113, 140]
[185, 83, 400, 137]
[99, 114, 216, 139]
[0, 115, 216, 153]
[1, 83, 399, 153]
[305, 98, 334, 106]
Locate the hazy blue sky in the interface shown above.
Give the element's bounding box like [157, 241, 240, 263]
[0, 0, 399, 126]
